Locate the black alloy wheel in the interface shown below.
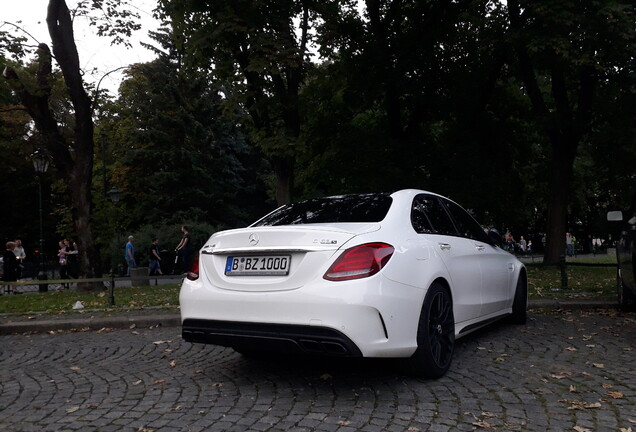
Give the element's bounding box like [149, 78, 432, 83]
[406, 283, 455, 379]
[508, 275, 528, 325]
[617, 268, 636, 312]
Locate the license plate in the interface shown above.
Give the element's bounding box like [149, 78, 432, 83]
[225, 255, 291, 276]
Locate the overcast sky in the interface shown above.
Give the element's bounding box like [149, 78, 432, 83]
[2, 0, 160, 94]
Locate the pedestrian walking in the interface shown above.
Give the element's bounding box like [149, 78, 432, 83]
[3, 241, 19, 293]
[13, 239, 26, 279]
[67, 240, 79, 278]
[125, 236, 136, 276]
[58, 239, 71, 289]
[148, 237, 163, 276]
[519, 236, 527, 255]
[566, 232, 575, 257]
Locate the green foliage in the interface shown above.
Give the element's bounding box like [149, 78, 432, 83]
[96, 26, 272, 234]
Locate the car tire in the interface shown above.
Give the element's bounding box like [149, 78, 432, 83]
[617, 269, 636, 312]
[508, 275, 528, 325]
[404, 283, 455, 379]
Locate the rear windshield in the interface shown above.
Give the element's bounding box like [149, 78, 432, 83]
[252, 193, 393, 226]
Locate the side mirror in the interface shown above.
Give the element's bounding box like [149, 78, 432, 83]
[607, 211, 623, 222]
[487, 229, 503, 247]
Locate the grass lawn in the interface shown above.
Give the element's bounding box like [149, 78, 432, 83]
[0, 284, 181, 315]
[0, 256, 619, 316]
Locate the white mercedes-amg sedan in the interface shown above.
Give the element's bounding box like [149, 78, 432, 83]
[180, 189, 527, 378]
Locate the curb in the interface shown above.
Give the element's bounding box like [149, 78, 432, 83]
[0, 300, 619, 336]
[0, 314, 181, 335]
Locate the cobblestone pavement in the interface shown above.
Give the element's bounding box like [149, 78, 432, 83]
[1, 310, 634, 432]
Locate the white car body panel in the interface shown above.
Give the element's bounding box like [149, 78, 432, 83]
[180, 189, 526, 359]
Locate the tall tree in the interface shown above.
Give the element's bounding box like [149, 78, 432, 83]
[104, 26, 269, 230]
[2, 0, 140, 281]
[508, 0, 635, 264]
[157, 0, 315, 205]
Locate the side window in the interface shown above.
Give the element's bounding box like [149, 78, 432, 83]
[411, 195, 457, 235]
[443, 199, 490, 242]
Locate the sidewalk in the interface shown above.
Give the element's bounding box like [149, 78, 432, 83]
[0, 299, 618, 336]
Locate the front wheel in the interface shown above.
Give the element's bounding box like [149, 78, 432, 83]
[404, 283, 455, 379]
[508, 275, 528, 325]
[617, 268, 636, 312]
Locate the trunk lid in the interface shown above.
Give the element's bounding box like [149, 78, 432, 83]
[200, 224, 380, 292]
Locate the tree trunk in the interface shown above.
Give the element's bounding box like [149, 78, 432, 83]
[46, 0, 98, 281]
[3, 0, 99, 285]
[543, 135, 577, 265]
[273, 157, 293, 205]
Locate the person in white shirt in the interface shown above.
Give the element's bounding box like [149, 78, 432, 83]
[13, 239, 26, 279]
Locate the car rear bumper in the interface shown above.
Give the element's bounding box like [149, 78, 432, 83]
[179, 276, 425, 357]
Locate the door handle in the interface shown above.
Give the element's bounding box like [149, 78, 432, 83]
[438, 243, 451, 251]
[475, 245, 486, 252]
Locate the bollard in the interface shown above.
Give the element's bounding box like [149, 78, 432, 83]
[109, 272, 115, 306]
[560, 254, 568, 289]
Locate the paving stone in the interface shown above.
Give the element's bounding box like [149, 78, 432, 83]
[0, 310, 634, 432]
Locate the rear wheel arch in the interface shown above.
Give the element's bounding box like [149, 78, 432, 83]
[404, 279, 455, 379]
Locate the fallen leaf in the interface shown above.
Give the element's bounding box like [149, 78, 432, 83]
[551, 375, 566, 380]
[66, 406, 80, 413]
[602, 384, 613, 389]
[574, 426, 592, 432]
[169, 360, 177, 368]
[472, 420, 495, 429]
[619, 428, 632, 432]
[565, 347, 578, 352]
[407, 427, 420, 432]
[570, 385, 577, 393]
[132, 380, 143, 385]
[153, 340, 171, 345]
[129, 324, 136, 329]
[154, 379, 166, 385]
[567, 401, 602, 410]
[607, 391, 624, 399]
[592, 363, 605, 369]
[481, 412, 497, 418]
[70, 366, 81, 371]
[337, 420, 351, 426]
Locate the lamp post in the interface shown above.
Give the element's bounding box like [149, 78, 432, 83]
[105, 186, 121, 306]
[31, 149, 50, 292]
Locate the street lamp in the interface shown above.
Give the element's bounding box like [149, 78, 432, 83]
[107, 186, 121, 203]
[31, 149, 50, 292]
[105, 186, 121, 306]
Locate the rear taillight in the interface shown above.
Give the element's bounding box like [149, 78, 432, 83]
[323, 242, 394, 281]
[186, 253, 200, 281]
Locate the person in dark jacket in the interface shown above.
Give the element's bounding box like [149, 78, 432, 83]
[3, 241, 19, 293]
